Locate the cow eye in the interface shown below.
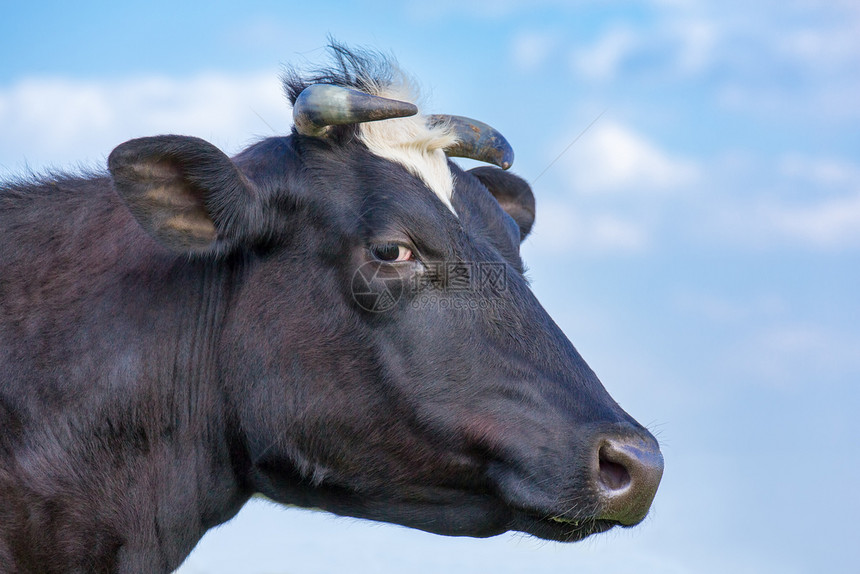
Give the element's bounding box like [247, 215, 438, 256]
[370, 243, 413, 262]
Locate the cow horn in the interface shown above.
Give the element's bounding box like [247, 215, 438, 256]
[293, 84, 419, 138]
[429, 115, 514, 170]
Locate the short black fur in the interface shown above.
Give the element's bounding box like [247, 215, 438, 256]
[0, 43, 662, 573]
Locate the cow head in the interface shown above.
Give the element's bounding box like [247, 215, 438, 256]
[107, 45, 662, 543]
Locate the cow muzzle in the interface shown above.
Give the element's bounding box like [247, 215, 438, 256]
[592, 431, 664, 525]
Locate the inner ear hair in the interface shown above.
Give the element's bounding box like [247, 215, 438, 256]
[109, 135, 258, 254]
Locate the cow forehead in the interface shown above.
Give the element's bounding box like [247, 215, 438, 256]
[357, 88, 459, 215]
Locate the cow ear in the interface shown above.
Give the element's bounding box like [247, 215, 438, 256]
[469, 166, 535, 241]
[108, 135, 261, 254]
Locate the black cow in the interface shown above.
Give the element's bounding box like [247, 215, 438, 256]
[0, 45, 663, 573]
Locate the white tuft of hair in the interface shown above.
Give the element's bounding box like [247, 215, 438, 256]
[357, 75, 459, 215]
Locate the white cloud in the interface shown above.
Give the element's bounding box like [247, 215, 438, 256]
[778, 154, 860, 187]
[773, 12, 860, 74]
[0, 72, 290, 175]
[766, 157, 860, 246]
[570, 27, 638, 82]
[529, 200, 649, 255]
[713, 5, 860, 120]
[717, 77, 860, 122]
[740, 324, 860, 389]
[559, 3, 859, 122]
[524, 119, 699, 256]
[560, 120, 699, 195]
[407, 0, 573, 21]
[672, 292, 860, 391]
[761, 194, 860, 248]
[568, 13, 719, 82]
[511, 31, 558, 72]
[674, 291, 788, 326]
[701, 153, 860, 250]
[669, 17, 719, 74]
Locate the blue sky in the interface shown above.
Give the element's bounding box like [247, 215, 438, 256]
[2, 1, 859, 573]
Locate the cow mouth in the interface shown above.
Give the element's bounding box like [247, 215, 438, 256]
[509, 508, 620, 542]
[341, 493, 620, 543]
[485, 464, 620, 542]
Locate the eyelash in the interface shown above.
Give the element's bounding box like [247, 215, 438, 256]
[369, 243, 414, 263]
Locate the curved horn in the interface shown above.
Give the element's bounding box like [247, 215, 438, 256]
[293, 84, 419, 137]
[429, 115, 514, 170]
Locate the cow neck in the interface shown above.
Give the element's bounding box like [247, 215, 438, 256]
[133, 253, 250, 571]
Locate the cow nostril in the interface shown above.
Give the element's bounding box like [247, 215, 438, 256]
[593, 434, 664, 526]
[598, 450, 631, 492]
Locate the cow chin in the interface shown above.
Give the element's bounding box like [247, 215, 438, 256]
[349, 494, 621, 543]
[306, 489, 621, 543]
[255, 473, 509, 538]
[257, 467, 622, 543]
[509, 512, 620, 543]
[341, 493, 513, 539]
